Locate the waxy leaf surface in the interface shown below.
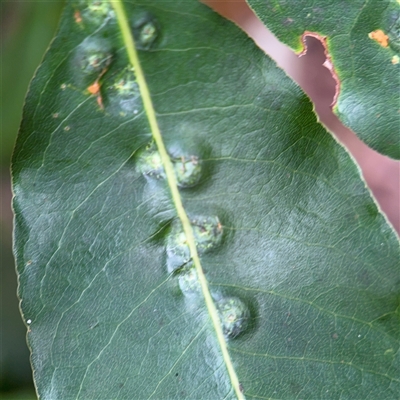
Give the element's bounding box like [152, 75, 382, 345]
[12, 0, 400, 398]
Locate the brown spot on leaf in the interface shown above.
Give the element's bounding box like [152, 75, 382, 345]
[74, 10, 82, 24]
[392, 55, 399, 64]
[96, 96, 104, 109]
[369, 29, 389, 47]
[88, 81, 100, 95]
[87, 67, 109, 110]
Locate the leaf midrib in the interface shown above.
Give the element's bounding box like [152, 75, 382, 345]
[110, 1, 244, 398]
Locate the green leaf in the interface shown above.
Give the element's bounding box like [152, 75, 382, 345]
[247, 0, 400, 159]
[12, 0, 400, 398]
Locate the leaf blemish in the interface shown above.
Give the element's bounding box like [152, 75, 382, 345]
[87, 63, 110, 110]
[137, 142, 166, 180]
[74, 37, 113, 84]
[191, 216, 223, 253]
[87, 81, 100, 95]
[132, 11, 160, 50]
[74, 10, 83, 24]
[172, 155, 202, 188]
[369, 29, 390, 47]
[178, 268, 201, 297]
[79, 0, 114, 23]
[105, 67, 141, 115]
[216, 296, 250, 339]
[166, 216, 223, 272]
[138, 142, 203, 187]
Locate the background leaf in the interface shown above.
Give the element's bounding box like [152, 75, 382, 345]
[1, 1, 64, 397]
[12, 0, 400, 398]
[0, 0, 64, 166]
[247, 0, 400, 159]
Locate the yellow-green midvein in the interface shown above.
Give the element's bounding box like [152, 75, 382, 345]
[110, 1, 244, 398]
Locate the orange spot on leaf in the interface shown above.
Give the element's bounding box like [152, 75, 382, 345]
[87, 81, 103, 109]
[87, 67, 109, 110]
[74, 10, 82, 24]
[368, 30, 389, 47]
[87, 82, 104, 110]
[96, 95, 104, 110]
[88, 81, 100, 95]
